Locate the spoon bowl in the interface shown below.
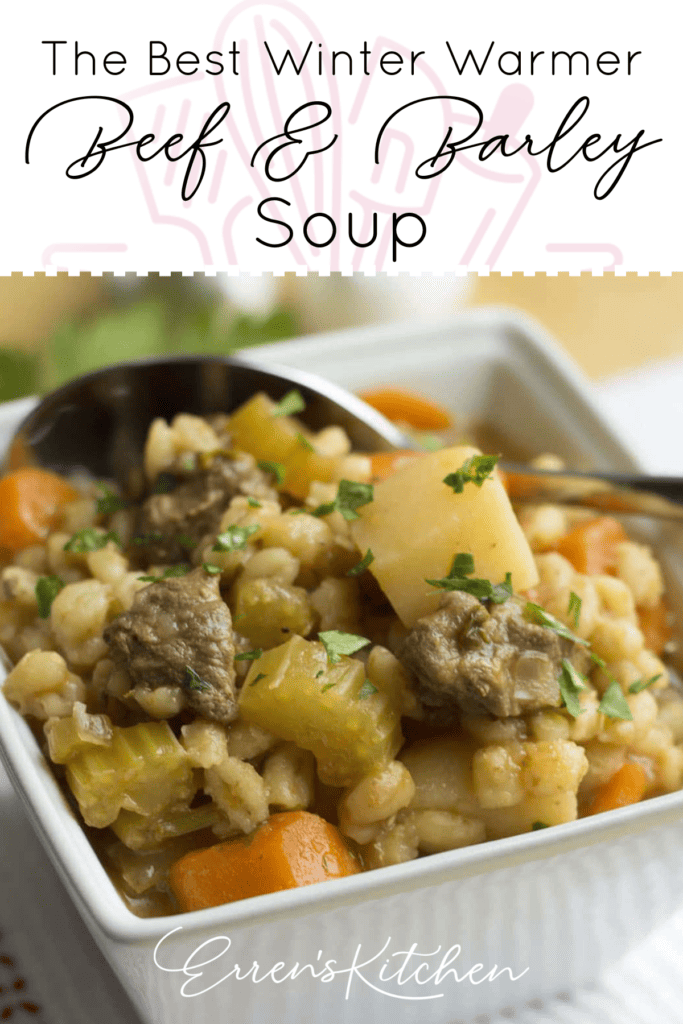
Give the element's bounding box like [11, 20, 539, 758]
[7, 354, 683, 521]
[6, 355, 411, 491]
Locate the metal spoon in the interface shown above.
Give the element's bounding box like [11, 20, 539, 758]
[5, 355, 408, 493]
[6, 354, 683, 521]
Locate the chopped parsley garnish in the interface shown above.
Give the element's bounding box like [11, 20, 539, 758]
[321, 681, 337, 693]
[138, 564, 191, 582]
[558, 658, 588, 718]
[257, 460, 286, 486]
[213, 523, 260, 552]
[296, 432, 315, 452]
[131, 530, 163, 546]
[525, 603, 590, 646]
[235, 649, 263, 662]
[532, 821, 549, 830]
[312, 480, 374, 522]
[629, 674, 663, 694]
[443, 455, 500, 494]
[177, 533, 196, 550]
[64, 528, 121, 553]
[319, 630, 371, 664]
[598, 680, 633, 721]
[426, 553, 512, 604]
[96, 484, 127, 516]
[247, 497, 262, 509]
[358, 678, 378, 700]
[250, 672, 267, 687]
[35, 575, 64, 619]
[153, 472, 177, 494]
[202, 563, 222, 575]
[184, 666, 210, 692]
[567, 591, 582, 630]
[272, 389, 306, 417]
[315, 669, 325, 678]
[347, 549, 374, 577]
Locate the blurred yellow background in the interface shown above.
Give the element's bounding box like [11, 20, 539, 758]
[1, 273, 682, 391]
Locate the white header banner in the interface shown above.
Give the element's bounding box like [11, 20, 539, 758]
[1, 0, 676, 273]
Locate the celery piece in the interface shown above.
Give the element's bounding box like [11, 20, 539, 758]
[239, 635, 403, 787]
[112, 803, 222, 851]
[44, 710, 112, 765]
[232, 578, 316, 649]
[65, 721, 194, 829]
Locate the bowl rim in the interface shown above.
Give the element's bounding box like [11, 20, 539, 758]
[1, 306, 682, 946]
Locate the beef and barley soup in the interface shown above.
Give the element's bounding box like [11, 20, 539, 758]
[2, 387, 682, 916]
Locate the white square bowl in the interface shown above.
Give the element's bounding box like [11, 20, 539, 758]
[2, 307, 683, 1024]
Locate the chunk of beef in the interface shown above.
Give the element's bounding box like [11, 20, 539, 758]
[104, 568, 238, 723]
[134, 454, 276, 564]
[400, 591, 590, 722]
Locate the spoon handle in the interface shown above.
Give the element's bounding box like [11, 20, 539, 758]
[500, 463, 683, 522]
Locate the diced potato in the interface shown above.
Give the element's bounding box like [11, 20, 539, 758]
[351, 445, 538, 626]
[229, 393, 299, 465]
[282, 442, 341, 500]
[65, 721, 194, 828]
[239, 635, 403, 786]
[400, 736, 479, 816]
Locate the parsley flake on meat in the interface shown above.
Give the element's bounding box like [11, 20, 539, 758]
[213, 523, 260, 552]
[250, 673, 267, 687]
[312, 480, 374, 522]
[443, 455, 500, 494]
[272, 389, 306, 417]
[184, 666, 211, 692]
[35, 575, 64, 619]
[347, 548, 374, 577]
[525, 603, 590, 646]
[64, 528, 121, 553]
[202, 563, 222, 575]
[426, 553, 512, 604]
[319, 630, 371, 664]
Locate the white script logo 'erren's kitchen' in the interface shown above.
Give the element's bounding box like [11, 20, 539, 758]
[153, 928, 529, 1002]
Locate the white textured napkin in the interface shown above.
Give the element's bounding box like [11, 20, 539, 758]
[2, 366, 683, 1024]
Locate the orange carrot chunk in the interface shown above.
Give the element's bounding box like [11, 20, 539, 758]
[358, 388, 451, 431]
[637, 597, 671, 657]
[588, 762, 648, 816]
[554, 516, 628, 576]
[0, 468, 80, 554]
[168, 811, 360, 912]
